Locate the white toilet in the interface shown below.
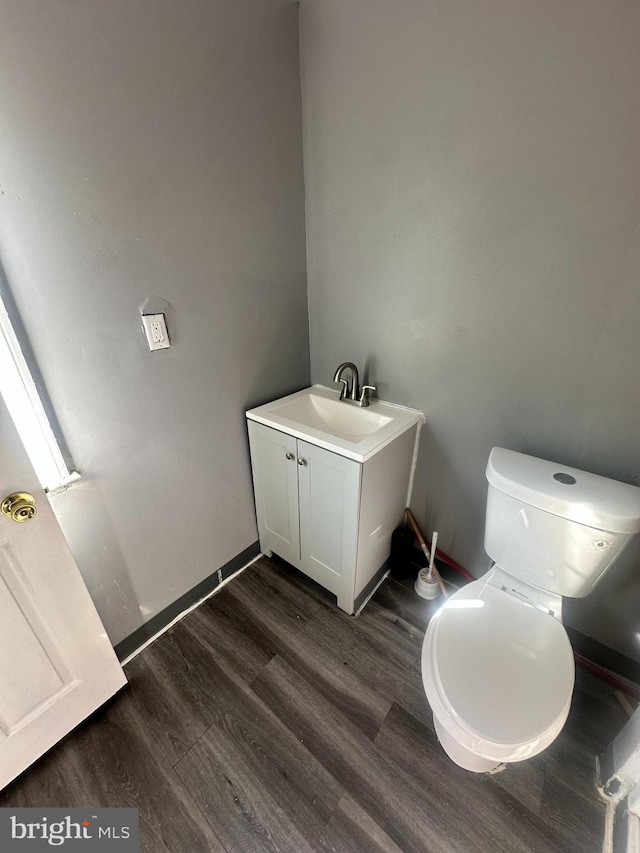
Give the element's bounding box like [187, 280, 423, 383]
[421, 447, 640, 772]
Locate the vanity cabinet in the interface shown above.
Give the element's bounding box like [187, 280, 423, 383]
[247, 422, 360, 611]
[247, 414, 420, 614]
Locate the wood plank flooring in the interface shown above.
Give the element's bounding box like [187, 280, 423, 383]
[1, 556, 628, 852]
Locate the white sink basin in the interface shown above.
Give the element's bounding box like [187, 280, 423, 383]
[272, 393, 393, 441]
[247, 385, 423, 462]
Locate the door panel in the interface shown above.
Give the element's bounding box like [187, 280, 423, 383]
[306, 459, 346, 573]
[297, 440, 360, 610]
[0, 394, 126, 789]
[248, 422, 300, 564]
[0, 541, 76, 732]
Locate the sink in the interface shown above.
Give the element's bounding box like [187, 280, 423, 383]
[272, 393, 392, 441]
[247, 385, 424, 463]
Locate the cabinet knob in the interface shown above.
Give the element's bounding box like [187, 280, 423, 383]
[297, 458, 307, 466]
[285, 452, 294, 460]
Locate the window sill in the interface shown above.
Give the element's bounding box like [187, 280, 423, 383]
[46, 471, 82, 496]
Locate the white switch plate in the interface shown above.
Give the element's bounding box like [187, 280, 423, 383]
[142, 313, 171, 351]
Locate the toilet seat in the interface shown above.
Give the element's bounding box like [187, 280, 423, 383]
[422, 580, 575, 763]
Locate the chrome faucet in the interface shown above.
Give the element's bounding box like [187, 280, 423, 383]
[358, 385, 376, 407]
[333, 362, 360, 401]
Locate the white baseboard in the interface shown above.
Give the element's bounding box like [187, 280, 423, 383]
[120, 553, 261, 666]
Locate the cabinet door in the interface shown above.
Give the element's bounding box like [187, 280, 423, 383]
[248, 422, 300, 564]
[297, 440, 361, 612]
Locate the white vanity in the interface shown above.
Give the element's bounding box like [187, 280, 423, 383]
[246, 385, 423, 614]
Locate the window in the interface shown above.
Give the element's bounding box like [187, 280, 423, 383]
[0, 293, 78, 491]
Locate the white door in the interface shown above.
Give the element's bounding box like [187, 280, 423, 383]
[297, 440, 360, 613]
[0, 394, 126, 790]
[248, 422, 300, 564]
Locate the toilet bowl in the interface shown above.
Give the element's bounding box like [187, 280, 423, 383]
[420, 447, 640, 771]
[421, 578, 574, 771]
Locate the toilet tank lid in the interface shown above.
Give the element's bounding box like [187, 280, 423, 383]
[486, 448, 640, 534]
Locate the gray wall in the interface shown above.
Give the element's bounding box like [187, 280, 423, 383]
[300, 0, 640, 659]
[0, 0, 309, 645]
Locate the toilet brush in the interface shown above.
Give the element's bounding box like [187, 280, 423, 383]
[414, 531, 441, 600]
[405, 508, 449, 600]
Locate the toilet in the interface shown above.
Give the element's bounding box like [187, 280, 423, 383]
[421, 447, 640, 772]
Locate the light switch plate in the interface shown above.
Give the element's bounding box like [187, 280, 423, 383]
[142, 313, 171, 351]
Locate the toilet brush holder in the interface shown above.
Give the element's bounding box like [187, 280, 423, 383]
[415, 568, 441, 600]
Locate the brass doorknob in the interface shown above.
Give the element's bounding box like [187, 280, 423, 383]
[2, 492, 37, 523]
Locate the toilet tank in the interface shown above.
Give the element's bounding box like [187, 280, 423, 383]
[485, 448, 640, 598]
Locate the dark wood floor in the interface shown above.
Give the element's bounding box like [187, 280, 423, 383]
[1, 556, 627, 852]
